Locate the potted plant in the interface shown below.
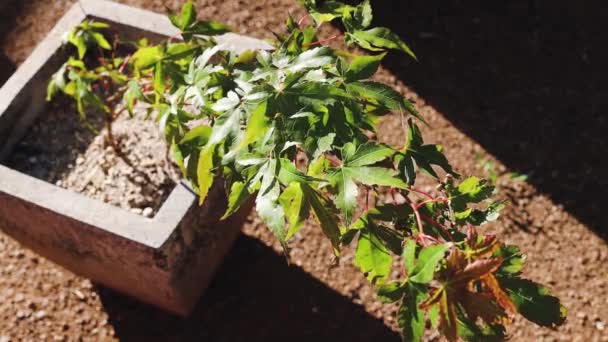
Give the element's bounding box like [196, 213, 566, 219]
[8, 0, 567, 340]
[0, 0, 270, 316]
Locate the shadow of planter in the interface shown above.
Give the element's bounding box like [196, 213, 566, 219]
[98, 235, 401, 341]
[0, 53, 15, 88]
[0, 0, 271, 316]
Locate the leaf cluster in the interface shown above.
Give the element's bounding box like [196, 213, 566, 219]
[47, 1, 566, 341]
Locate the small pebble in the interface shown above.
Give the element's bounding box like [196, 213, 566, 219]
[596, 320, 606, 331]
[142, 207, 154, 218]
[34, 310, 47, 320]
[76, 157, 85, 165]
[13, 293, 24, 303]
[130, 208, 143, 215]
[16, 310, 29, 319]
[73, 290, 85, 301]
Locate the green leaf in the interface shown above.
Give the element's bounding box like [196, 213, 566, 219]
[279, 159, 323, 185]
[329, 167, 358, 226]
[68, 30, 87, 59]
[122, 79, 145, 116]
[345, 141, 394, 167]
[301, 183, 341, 252]
[403, 239, 417, 275]
[494, 244, 526, 276]
[398, 285, 426, 342]
[348, 166, 408, 188]
[180, 125, 212, 147]
[222, 181, 252, 220]
[197, 144, 217, 205]
[449, 176, 494, 212]
[287, 47, 334, 73]
[90, 31, 111, 50]
[499, 277, 566, 327]
[350, 27, 417, 60]
[279, 182, 310, 239]
[355, 225, 392, 283]
[46, 64, 67, 101]
[153, 61, 166, 96]
[409, 244, 449, 284]
[299, 0, 353, 26]
[354, 0, 373, 29]
[399, 118, 457, 183]
[88, 21, 110, 29]
[172, 142, 186, 175]
[330, 141, 406, 226]
[131, 46, 164, 70]
[184, 20, 231, 36]
[256, 160, 288, 251]
[180, 0, 196, 30]
[346, 81, 423, 122]
[345, 53, 385, 81]
[313, 133, 336, 159]
[377, 282, 405, 303]
[240, 100, 270, 148]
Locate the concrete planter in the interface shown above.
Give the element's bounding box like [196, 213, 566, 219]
[0, 0, 269, 316]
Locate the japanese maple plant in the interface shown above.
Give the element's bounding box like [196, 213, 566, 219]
[47, 1, 565, 340]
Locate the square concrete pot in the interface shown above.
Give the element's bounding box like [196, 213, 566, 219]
[0, 0, 270, 316]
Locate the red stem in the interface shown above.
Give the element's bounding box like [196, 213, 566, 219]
[118, 53, 132, 73]
[420, 214, 454, 242]
[415, 197, 448, 210]
[297, 14, 309, 27]
[410, 187, 435, 200]
[97, 47, 107, 67]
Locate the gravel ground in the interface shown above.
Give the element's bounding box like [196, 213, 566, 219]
[1, 1, 607, 341]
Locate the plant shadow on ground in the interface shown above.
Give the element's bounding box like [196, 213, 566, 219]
[98, 235, 400, 342]
[369, 0, 608, 237]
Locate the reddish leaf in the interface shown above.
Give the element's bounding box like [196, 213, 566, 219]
[483, 274, 517, 314]
[451, 258, 502, 286]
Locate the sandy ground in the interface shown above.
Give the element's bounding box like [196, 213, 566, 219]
[1, 0, 607, 341]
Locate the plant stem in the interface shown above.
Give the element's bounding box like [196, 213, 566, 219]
[105, 111, 119, 152]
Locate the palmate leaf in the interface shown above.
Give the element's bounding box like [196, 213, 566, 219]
[448, 176, 494, 215]
[408, 243, 450, 284]
[345, 81, 423, 122]
[398, 118, 456, 184]
[329, 142, 405, 226]
[348, 27, 417, 60]
[122, 79, 146, 116]
[397, 285, 427, 342]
